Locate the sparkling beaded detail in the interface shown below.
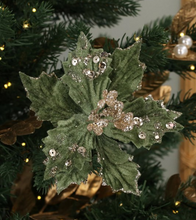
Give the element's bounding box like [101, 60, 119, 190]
[65, 159, 72, 167]
[166, 122, 176, 129]
[49, 149, 56, 157]
[87, 89, 144, 135]
[70, 52, 110, 80]
[138, 131, 146, 139]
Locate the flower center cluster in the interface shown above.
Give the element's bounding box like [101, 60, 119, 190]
[87, 90, 143, 135]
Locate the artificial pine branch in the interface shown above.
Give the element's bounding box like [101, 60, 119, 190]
[167, 91, 196, 142]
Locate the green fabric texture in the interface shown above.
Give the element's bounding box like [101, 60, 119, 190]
[109, 42, 144, 101]
[19, 32, 183, 195]
[19, 72, 81, 125]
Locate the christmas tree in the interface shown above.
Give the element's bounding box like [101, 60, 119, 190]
[1, 0, 196, 219]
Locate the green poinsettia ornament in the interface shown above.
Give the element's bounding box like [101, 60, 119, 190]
[20, 32, 183, 195]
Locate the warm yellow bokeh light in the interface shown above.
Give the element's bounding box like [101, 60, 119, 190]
[0, 45, 5, 51]
[21, 142, 26, 146]
[7, 82, 12, 87]
[180, 32, 185, 37]
[25, 158, 29, 163]
[172, 210, 178, 214]
[32, 8, 36, 12]
[190, 65, 195, 71]
[175, 201, 181, 206]
[37, 195, 41, 200]
[4, 84, 8, 89]
[23, 21, 30, 29]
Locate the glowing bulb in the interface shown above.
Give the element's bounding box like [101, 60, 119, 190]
[190, 65, 195, 70]
[180, 32, 185, 37]
[17, 96, 20, 98]
[7, 82, 11, 87]
[0, 45, 5, 51]
[119, 203, 123, 206]
[25, 158, 29, 163]
[23, 21, 30, 29]
[175, 201, 181, 206]
[32, 8, 36, 12]
[37, 195, 41, 200]
[172, 210, 178, 214]
[0, 57, 2, 60]
[40, 145, 43, 148]
[4, 84, 8, 89]
[135, 36, 140, 41]
[21, 142, 26, 146]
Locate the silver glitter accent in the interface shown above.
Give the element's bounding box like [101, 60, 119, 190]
[65, 159, 72, 167]
[99, 61, 106, 72]
[83, 57, 90, 65]
[97, 153, 101, 163]
[43, 157, 49, 165]
[133, 117, 143, 126]
[69, 144, 77, 152]
[145, 94, 153, 101]
[68, 72, 82, 83]
[83, 69, 95, 79]
[154, 122, 162, 130]
[51, 166, 57, 175]
[93, 55, 100, 63]
[128, 156, 133, 161]
[49, 149, 56, 157]
[77, 146, 86, 157]
[72, 58, 78, 66]
[154, 132, 160, 140]
[138, 131, 146, 139]
[111, 168, 141, 196]
[136, 82, 142, 90]
[166, 122, 175, 129]
[102, 181, 107, 186]
[101, 51, 110, 57]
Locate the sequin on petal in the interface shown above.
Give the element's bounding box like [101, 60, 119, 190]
[138, 131, 146, 139]
[65, 160, 72, 167]
[72, 58, 78, 66]
[77, 146, 86, 157]
[93, 55, 100, 63]
[166, 122, 175, 129]
[49, 149, 56, 157]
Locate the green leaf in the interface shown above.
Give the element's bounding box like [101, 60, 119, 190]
[109, 41, 145, 101]
[42, 114, 94, 193]
[20, 72, 81, 125]
[62, 32, 112, 115]
[104, 97, 183, 149]
[96, 135, 140, 195]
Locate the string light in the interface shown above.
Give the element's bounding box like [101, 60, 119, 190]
[0, 57, 2, 60]
[21, 142, 26, 146]
[4, 82, 12, 89]
[17, 96, 20, 98]
[32, 8, 36, 12]
[25, 158, 29, 163]
[7, 82, 11, 87]
[37, 195, 41, 200]
[180, 32, 185, 37]
[190, 65, 195, 71]
[172, 210, 178, 214]
[175, 201, 181, 207]
[40, 145, 43, 148]
[0, 45, 5, 51]
[119, 203, 123, 206]
[23, 21, 30, 29]
[134, 36, 140, 41]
